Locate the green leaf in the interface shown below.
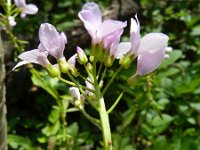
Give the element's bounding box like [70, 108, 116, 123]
[191, 25, 200, 36]
[150, 114, 174, 126]
[190, 103, 200, 111]
[42, 121, 60, 136]
[67, 122, 79, 138]
[48, 107, 60, 124]
[187, 118, 196, 125]
[157, 68, 180, 78]
[8, 135, 33, 149]
[30, 69, 59, 100]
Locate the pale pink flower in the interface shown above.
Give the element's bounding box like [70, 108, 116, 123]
[111, 15, 169, 75]
[136, 33, 169, 75]
[78, 2, 127, 49]
[38, 23, 67, 60]
[13, 23, 68, 70]
[14, 0, 38, 18]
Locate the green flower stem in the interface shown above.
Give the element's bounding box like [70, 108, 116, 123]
[107, 91, 124, 114]
[99, 67, 107, 87]
[58, 76, 95, 93]
[102, 66, 123, 96]
[80, 108, 101, 129]
[79, 74, 93, 85]
[5, 3, 21, 52]
[98, 97, 112, 150]
[97, 62, 103, 79]
[66, 72, 98, 111]
[84, 64, 93, 81]
[92, 58, 112, 149]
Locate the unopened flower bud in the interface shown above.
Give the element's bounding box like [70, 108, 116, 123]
[119, 55, 132, 69]
[87, 63, 93, 73]
[46, 64, 60, 78]
[58, 57, 69, 73]
[77, 46, 88, 65]
[99, 80, 104, 89]
[74, 99, 84, 110]
[90, 56, 94, 62]
[104, 55, 113, 67]
[70, 65, 79, 77]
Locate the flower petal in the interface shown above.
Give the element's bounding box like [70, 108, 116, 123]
[98, 20, 127, 41]
[39, 23, 65, 59]
[69, 87, 81, 100]
[18, 49, 49, 67]
[138, 33, 169, 55]
[60, 32, 67, 44]
[78, 2, 102, 42]
[20, 12, 26, 18]
[38, 43, 46, 51]
[102, 29, 124, 49]
[130, 15, 140, 54]
[13, 60, 29, 70]
[85, 77, 94, 96]
[14, 0, 26, 7]
[25, 4, 38, 15]
[115, 42, 131, 59]
[68, 54, 77, 68]
[8, 16, 16, 27]
[136, 48, 165, 75]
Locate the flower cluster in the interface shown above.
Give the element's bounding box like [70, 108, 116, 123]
[14, 2, 169, 78]
[78, 3, 169, 75]
[14, 0, 38, 18]
[6, 0, 38, 27]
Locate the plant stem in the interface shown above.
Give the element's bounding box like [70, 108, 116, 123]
[80, 109, 101, 129]
[98, 97, 112, 150]
[58, 77, 95, 93]
[91, 46, 112, 149]
[92, 59, 112, 149]
[107, 91, 124, 114]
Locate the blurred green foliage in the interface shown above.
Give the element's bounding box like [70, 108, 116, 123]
[7, 0, 200, 149]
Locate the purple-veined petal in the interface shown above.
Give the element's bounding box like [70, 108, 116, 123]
[130, 15, 140, 54]
[39, 23, 65, 59]
[78, 2, 102, 43]
[138, 33, 169, 55]
[98, 20, 127, 40]
[115, 42, 131, 59]
[136, 48, 165, 75]
[25, 4, 38, 15]
[102, 29, 124, 49]
[68, 54, 77, 68]
[14, 0, 26, 7]
[78, 2, 102, 29]
[60, 32, 67, 44]
[18, 49, 50, 67]
[58, 32, 67, 55]
[69, 87, 81, 100]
